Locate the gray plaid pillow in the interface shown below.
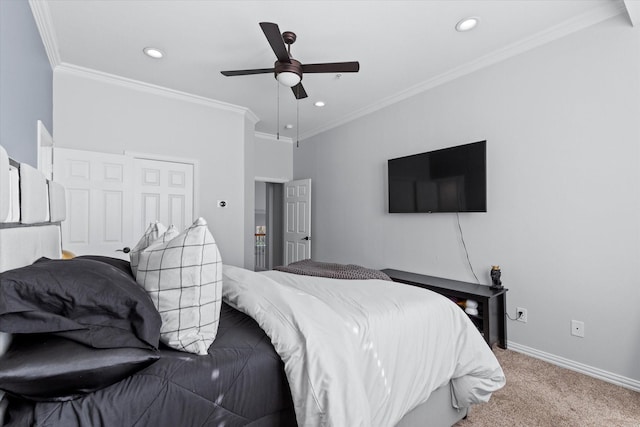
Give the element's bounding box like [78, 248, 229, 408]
[130, 222, 178, 277]
[134, 218, 222, 355]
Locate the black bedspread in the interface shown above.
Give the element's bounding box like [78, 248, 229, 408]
[5, 304, 297, 427]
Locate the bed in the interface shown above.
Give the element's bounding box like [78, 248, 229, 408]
[0, 144, 505, 427]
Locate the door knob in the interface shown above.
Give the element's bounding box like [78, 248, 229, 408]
[116, 247, 131, 253]
[301, 236, 310, 241]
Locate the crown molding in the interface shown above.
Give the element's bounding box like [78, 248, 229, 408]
[29, 0, 624, 141]
[28, 0, 258, 123]
[29, 0, 61, 68]
[56, 63, 259, 122]
[623, 0, 640, 26]
[299, 1, 626, 141]
[254, 132, 294, 144]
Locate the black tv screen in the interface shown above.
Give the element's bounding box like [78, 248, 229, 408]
[388, 141, 486, 213]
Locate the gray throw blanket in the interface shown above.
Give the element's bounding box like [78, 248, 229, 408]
[273, 259, 391, 281]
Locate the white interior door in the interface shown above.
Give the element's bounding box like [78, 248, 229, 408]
[53, 148, 133, 258]
[132, 158, 194, 240]
[283, 178, 311, 265]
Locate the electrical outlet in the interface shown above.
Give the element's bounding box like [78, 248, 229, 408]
[517, 307, 527, 323]
[571, 320, 585, 337]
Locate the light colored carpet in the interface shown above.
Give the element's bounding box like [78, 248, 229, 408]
[455, 348, 640, 427]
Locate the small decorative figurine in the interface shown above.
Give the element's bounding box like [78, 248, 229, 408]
[490, 265, 503, 290]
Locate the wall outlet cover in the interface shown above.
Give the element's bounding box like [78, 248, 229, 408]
[517, 307, 527, 323]
[571, 320, 585, 337]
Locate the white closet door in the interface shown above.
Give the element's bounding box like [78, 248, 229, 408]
[53, 148, 133, 259]
[132, 158, 194, 240]
[54, 149, 195, 260]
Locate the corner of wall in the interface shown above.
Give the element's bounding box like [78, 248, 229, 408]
[244, 121, 256, 270]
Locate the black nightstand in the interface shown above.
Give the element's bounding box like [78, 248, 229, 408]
[382, 269, 508, 349]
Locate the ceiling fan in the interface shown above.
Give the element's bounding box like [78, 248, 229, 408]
[220, 22, 360, 99]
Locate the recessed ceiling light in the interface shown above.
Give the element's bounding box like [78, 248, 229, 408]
[314, 101, 325, 107]
[285, 124, 294, 129]
[455, 17, 479, 32]
[143, 47, 164, 59]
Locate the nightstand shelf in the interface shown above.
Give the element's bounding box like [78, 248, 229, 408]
[382, 268, 508, 349]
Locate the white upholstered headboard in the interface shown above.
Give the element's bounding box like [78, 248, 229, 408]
[0, 144, 66, 420]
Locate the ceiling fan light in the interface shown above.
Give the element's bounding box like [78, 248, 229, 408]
[277, 71, 301, 87]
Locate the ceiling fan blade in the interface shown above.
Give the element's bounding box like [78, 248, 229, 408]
[301, 61, 360, 73]
[259, 22, 290, 63]
[220, 68, 274, 77]
[292, 83, 308, 99]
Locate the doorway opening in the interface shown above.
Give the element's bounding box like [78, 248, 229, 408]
[255, 181, 284, 271]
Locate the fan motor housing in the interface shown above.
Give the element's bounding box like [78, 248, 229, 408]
[274, 59, 302, 81]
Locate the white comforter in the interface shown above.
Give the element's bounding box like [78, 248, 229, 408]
[222, 265, 505, 427]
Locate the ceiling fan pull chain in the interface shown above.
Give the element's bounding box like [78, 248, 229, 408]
[277, 79, 280, 140]
[296, 90, 300, 148]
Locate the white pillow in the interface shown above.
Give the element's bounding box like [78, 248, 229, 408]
[130, 222, 177, 277]
[134, 218, 222, 355]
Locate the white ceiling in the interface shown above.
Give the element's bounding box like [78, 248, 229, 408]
[35, 0, 628, 141]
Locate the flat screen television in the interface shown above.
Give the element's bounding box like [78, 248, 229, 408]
[388, 140, 486, 213]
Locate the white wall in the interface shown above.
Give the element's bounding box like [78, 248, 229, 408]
[255, 181, 267, 212]
[295, 16, 640, 383]
[254, 132, 293, 182]
[243, 118, 255, 269]
[53, 66, 256, 268]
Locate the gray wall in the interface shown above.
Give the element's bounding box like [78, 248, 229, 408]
[294, 16, 640, 383]
[254, 133, 293, 182]
[0, 0, 52, 165]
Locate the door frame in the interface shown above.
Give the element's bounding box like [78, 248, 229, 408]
[255, 177, 287, 271]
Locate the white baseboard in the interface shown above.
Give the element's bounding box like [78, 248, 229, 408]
[507, 341, 640, 392]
